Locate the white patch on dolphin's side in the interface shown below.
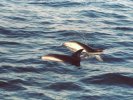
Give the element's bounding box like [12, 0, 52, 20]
[41, 56, 63, 62]
[63, 42, 86, 52]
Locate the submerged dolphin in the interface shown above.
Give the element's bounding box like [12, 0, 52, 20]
[41, 49, 83, 67]
[63, 41, 103, 61]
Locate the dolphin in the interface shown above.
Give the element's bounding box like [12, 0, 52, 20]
[63, 41, 103, 61]
[41, 49, 83, 67]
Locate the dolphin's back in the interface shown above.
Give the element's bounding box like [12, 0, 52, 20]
[73, 41, 95, 52]
[41, 49, 83, 66]
[42, 54, 70, 62]
[64, 41, 95, 52]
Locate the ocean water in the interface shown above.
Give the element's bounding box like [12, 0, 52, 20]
[0, 0, 133, 100]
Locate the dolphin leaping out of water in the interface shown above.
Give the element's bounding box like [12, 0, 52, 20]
[41, 49, 83, 67]
[63, 41, 104, 61]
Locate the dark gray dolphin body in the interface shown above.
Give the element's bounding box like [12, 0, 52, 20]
[63, 41, 104, 61]
[41, 49, 83, 67]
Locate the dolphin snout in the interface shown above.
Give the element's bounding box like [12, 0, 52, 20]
[62, 42, 67, 46]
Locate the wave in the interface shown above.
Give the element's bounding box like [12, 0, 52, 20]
[0, 27, 13, 35]
[113, 41, 133, 47]
[102, 20, 122, 25]
[0, 41, 21, 46]
[81, 73, 133, 87]
[77, 95, 129, 100]
[114, 27, 133, 31]
[0, 80, 26, 91]
[102, 55, 125, 63]
[80, 10, 103, 18]
[80, 10, 127, 19]
[21, 92, 54, 100]
[0, 65, 42, 73]
[46, 82, 83, 91]
[0, 79, 53, 99]
[102, 3, 129, 9]
[0, 27, 43, 38]
[29, 1, 82, 7]
[5, 16, 27, 21]
[0, 64, 74, 74]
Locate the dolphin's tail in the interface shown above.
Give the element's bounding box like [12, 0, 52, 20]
[82, 53, 103, 61]
[95, 55, 103, 61]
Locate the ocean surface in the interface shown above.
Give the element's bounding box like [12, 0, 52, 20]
[0, 0, 133, 100]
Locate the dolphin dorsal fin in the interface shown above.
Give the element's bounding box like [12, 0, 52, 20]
[71, 49, 83, 58]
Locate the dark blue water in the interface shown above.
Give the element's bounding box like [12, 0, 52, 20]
[0, 0, 133, 100]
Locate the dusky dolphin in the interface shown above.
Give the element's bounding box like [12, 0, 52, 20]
[41, 49, 83, 67]
[63, 41, 103, 61]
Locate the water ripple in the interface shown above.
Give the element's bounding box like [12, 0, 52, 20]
[29, 1, 82, 7]
[114, 27, 133, 31]
[46, 82, 83, 91]
[0, 0, 133, 99]
[81, 73, 133, 87]
[0, 80, 26, 91]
